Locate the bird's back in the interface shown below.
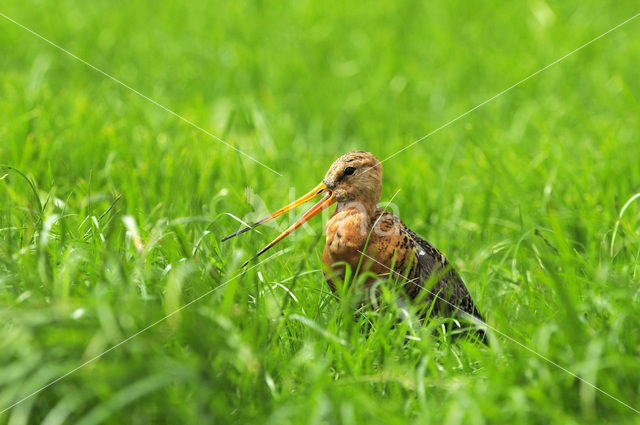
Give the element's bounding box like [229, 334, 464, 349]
[323, 208, 486, 340]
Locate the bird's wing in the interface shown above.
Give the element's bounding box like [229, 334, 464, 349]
[403, 225, 485, 322]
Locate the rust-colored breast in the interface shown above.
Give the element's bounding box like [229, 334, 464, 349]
[322, 208, 416, 291]
[322, 208, 483, 322]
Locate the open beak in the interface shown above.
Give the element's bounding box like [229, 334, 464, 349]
[222, 182, 335, 267]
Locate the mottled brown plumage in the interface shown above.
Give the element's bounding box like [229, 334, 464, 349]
[223, 150, 485, 340]
[320, 152, 485, 329]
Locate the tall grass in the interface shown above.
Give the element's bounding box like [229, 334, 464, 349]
[1, 0, 640, 423]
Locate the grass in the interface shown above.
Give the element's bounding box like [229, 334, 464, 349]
[1, 0, 640, 423]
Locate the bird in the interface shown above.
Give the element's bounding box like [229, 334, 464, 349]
[222, 151, 486, 341]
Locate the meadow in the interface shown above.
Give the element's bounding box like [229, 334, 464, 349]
[1, 0, 640, 423]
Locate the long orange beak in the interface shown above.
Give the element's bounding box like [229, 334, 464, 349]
[222, 182, 336, 267]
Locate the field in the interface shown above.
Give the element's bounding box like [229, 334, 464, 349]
[1, 0, 640, 423]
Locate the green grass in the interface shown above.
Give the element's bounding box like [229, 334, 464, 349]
[1, 0, 640, 423]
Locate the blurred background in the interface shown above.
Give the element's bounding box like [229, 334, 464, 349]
[1, 1, 639, 423]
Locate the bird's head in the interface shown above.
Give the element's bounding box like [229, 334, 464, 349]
[222, 151, 383, 266]
[322, 151, 383, 205]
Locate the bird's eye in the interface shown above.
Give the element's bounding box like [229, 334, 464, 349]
[343, 166, 356, 177]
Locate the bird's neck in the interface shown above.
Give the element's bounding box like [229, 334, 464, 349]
[333, 200, 378, 227]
